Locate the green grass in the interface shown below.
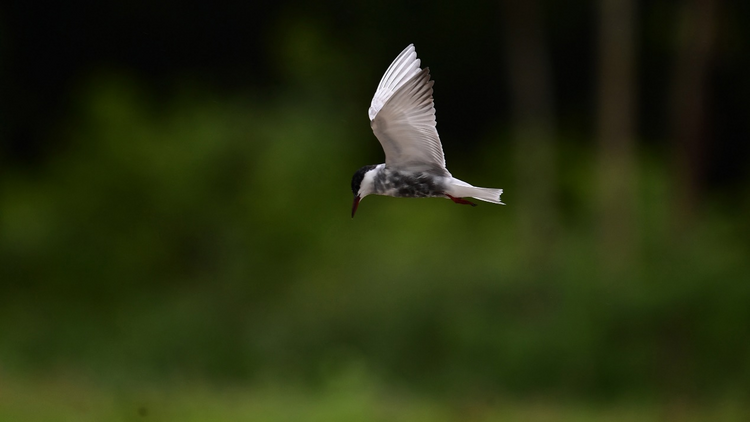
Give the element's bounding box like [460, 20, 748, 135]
[2, 372, 749, 422]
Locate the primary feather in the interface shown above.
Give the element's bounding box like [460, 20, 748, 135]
[368, 44, 421, 120]
[368, 45, 446, 172]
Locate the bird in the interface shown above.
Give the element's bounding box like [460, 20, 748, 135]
[351, 44, 504, 217]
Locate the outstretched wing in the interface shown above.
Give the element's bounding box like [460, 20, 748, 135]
[368, 44, 421, 120]
[369, 45, 447, 172]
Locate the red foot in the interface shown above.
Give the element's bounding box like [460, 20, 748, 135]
[445, 194, 477, 207]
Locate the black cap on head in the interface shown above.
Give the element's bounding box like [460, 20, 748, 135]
[351, 164, 377, 195]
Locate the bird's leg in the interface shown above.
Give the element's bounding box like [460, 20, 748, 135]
[445, 194, 477, 207]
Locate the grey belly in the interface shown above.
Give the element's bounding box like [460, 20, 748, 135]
[374, 170, 446, 198]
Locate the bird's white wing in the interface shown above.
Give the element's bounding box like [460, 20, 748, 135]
[368, 44, 421, 121]
[369, 47, 447, 172]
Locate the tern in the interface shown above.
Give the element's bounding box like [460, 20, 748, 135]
[351, 44, 504, 217]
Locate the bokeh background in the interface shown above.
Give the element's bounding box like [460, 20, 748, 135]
[2, 0, 750, 420]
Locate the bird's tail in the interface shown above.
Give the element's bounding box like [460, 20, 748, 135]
[448, 180, 505, 205]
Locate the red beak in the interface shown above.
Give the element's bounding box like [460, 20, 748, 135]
[351, 195, 361, 218]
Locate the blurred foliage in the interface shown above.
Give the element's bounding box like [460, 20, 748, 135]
[1, 69, 749, 402]
[2, 1, 750, 417]
[2, 370, 750, 422]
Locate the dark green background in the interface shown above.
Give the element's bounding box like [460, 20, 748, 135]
[1, 0, 749, 413]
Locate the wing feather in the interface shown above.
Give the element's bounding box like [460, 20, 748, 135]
[368, 44, 421, 121]
[370, 65, 447, 172]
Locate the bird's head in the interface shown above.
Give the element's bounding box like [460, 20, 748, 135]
[350, 164, 378, 217]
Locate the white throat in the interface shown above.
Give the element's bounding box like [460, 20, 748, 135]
[358, 164, 384, 198]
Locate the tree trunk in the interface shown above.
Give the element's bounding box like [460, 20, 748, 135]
[501, 0, 557, 267]
[596, 0, 637, 274]
[669, 0, 717, 234]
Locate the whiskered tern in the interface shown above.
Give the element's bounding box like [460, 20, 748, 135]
[351, 44, 504, 217]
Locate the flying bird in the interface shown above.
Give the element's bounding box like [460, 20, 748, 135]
[351, 44, 504, 217]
